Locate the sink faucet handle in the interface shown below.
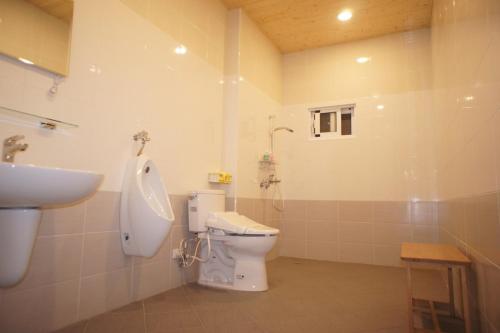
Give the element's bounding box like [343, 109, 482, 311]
[5, 135, 25, 144]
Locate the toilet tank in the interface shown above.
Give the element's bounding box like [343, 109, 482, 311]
[188, 190, 225, 233]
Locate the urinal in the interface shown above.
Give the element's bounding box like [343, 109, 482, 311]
[120, 155, 174, 257]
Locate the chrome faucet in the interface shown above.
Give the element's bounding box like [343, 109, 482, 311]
[3, 135, 28, 163]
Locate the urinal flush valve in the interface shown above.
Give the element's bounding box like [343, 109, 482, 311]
[133, 130, 151, 156]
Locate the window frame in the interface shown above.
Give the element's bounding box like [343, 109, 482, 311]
[309, 104, 355, 140]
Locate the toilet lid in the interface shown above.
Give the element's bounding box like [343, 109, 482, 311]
[207, 212, 280, 235]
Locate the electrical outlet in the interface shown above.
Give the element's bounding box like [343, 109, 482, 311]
[172, 248, 182, 259]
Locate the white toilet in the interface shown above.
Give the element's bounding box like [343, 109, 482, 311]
[188, 190, 279, 291]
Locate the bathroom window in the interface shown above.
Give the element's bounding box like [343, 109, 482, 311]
[310, 104, 355, 139]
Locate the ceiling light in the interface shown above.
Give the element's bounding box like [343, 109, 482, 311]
[376, 104, 385, 110]
[174, 45, 187, 55]
[356, 57, 371, 64]
[464, 96, 474, 101]
[18, 57, 34, 65]
[337, 10, 352, 22]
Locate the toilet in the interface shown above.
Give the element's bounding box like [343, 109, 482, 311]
[188, 190, 279, 291]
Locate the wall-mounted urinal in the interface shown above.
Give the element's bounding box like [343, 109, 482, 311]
[120, 155, 174, 257]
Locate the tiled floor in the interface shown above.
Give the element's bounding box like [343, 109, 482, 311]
[55, 257, 447, 333]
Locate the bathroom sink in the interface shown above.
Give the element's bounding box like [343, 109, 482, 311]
[0, 162, 103, 287]
[0, 162, 103, 208]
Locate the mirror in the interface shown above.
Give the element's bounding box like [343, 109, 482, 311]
[0, 0, 73, 76]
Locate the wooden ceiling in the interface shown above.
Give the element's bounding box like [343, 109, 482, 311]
[26, 0, 73, 23]
[221, 0, 433, 53]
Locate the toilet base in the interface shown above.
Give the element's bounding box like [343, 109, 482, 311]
[197, 237, 271, 292]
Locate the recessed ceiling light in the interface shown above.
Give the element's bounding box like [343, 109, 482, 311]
[356, 57, 371, 64]
[337, 10, 352, 22]
[18, 57, 34, 65]
[174, 45, 187, 55]
[376, 104, 385, 110]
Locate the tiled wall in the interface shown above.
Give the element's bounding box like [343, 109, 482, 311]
[431, 0, 500, 332]
[234, 197, 438, 267]
[120, 0, 226, 72]
[0, 192, 194, 333]
[437, 194, 500, 333]
[234, 197, 282, 260]
[277, 200, 438, 267]
[279, 29, 436, 202]
[0, 0, 227, 194]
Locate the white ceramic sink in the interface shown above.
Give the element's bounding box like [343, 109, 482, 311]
[0, 162, 103, 208]
[0, 162, 103, 287]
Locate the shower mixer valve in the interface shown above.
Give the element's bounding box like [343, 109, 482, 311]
[260, 174, 281, 189]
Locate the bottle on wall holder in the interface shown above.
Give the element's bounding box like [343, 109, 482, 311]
[119, 155, 175, 257]
[208, 172, 232, 184]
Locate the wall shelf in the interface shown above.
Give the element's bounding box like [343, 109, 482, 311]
[0, 105, 78, 130]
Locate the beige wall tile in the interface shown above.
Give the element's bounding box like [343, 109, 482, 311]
[411, 201, 437, 225]
[306, 241, 338, 262]
[339, 201, 373, 223]
[373, 224, 412, 245]
[306, 200, 338, 221]
[281, 220, 306, 240]
[306, 221, 337, 242]
[373, 245, 402, 267]
[449, 199, 466, 240]
[170, 225, 190, 249]
[171, 195, 188, 226]
[465, 193, 500, 266]
[282, 200, 307, 221]
[79, 268, 132, 320]
[132, 261, 170, 301]
[338, 222, 373, 243]
[482, 262, 500, 331]
[133, 234, 171, 266]
[252, 198, 265, 223]
[412, 225, 438, 243]
[339, 242, 373, 265]
[373, 201, 410, 224]
[39, 204, 85, 236]
[236, 197, 254, 218]
[0, 279, 79, 333]
[85, 191, 120, 232]
[280, 238, 307, 258]
[5, 235, 83, 292]
[82, 232, 131, 277]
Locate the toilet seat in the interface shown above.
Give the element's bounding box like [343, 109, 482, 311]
[207, 212, 279, 236]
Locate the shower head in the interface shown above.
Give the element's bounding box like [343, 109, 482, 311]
[272, 126, 294, 133]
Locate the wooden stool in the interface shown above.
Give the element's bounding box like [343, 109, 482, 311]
[401, 243, 472, 333]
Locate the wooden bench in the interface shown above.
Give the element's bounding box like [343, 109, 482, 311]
[401, 243, 472, 333]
